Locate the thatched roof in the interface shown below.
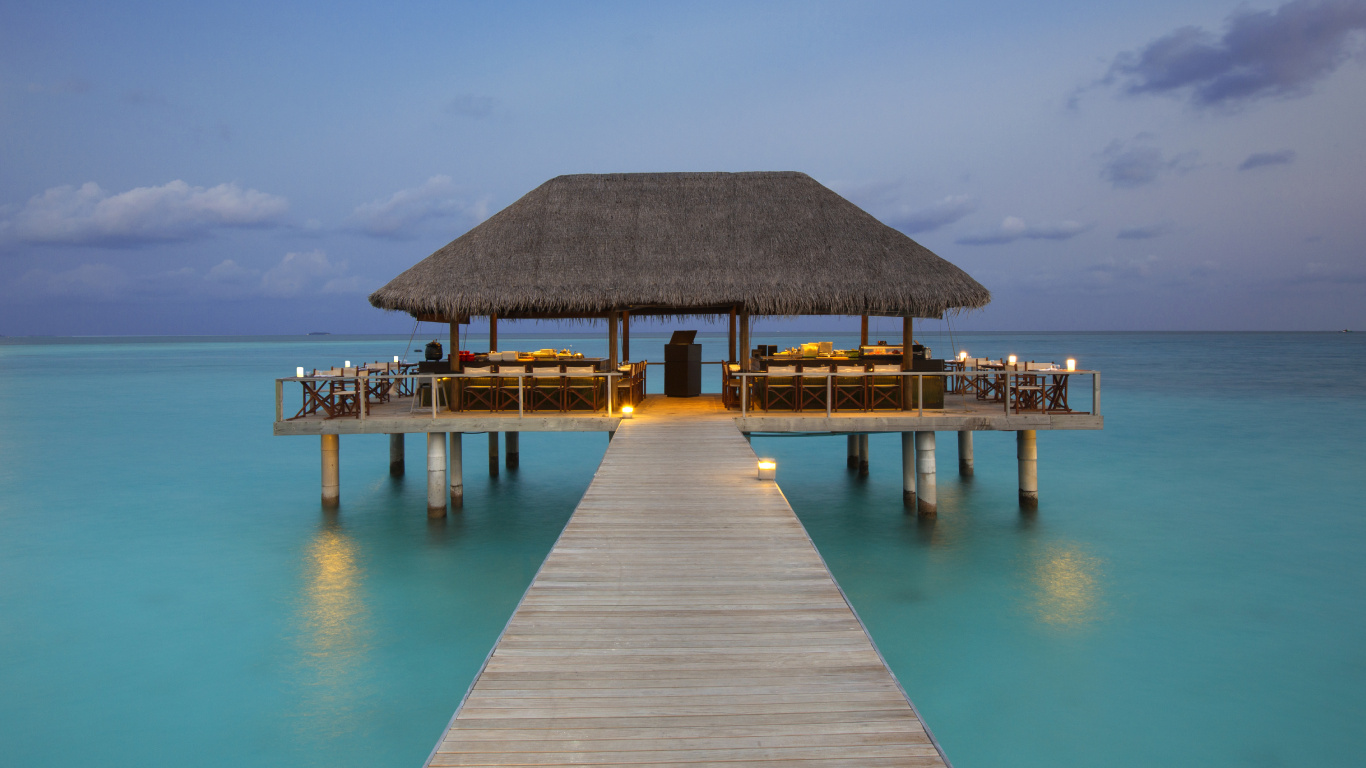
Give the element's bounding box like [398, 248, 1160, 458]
[368, 172, 990, 319]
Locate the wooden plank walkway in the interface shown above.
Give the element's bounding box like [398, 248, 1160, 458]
[427, 396, 949, 767]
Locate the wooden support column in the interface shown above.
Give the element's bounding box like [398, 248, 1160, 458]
[488, 432, 499, 477]
[621, 311, 630, 362]
[449, 321, 460, 361]
[915, 431, 937, 516]
[847, 435, 858, 469]
[901, 432, 916, 509]
[608, 311, 619, 370]
[958, 431, 975, 477]
[860, 315, 869, 347]
[728, 307, 737, 362]
[901, 317, 913, 409]
[857, 434, 869, 477]
[321, 434, 339, 507]
[389, 433, 405, 476]
[1018, 430, 1038, 509]
[506, 431, 519, 469]
[739, 310, 751, 371]
[489, 314, 498, 352]
[427, 432, 446, 517]
[449, 433, 463, 508]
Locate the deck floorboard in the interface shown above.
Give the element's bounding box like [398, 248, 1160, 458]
[427, 397, 948, 768]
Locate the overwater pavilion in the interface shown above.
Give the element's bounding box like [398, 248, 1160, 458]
[276, 171, 1101, 514]
[272, 171, 1103, 766]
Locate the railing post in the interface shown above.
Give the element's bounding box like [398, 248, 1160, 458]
[1093, 372, 1101, 416]
[826, 375, 832, 417]
[741, 374, 748, 415]
[275, 379, 283, 422]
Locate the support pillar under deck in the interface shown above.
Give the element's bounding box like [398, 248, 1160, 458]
[506, 431, 519, 469]
[1018, 430, 1038, 509]
[847, 435, 858, 469]
[427, 432, 447, 517]
[488, 432, 499, 477]
[958, 431, 974, 477]
[915, 431, 937, 516]
[321, 434, 339, 507]
[901, 431, 916, 509]
[389, 433, 405, 476]
[449, 432, 463, 509]
[857, 434, 869, 477]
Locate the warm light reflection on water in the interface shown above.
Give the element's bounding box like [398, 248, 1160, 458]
[1031, 544, 1105, 627]
[290, 522, 372, 737]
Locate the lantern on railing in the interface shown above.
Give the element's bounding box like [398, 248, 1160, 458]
[296, 367, 305, 378]
[1007, 354, 1017, 365]
[958, 350, 968, 362]
[1066, 358, 1076, 371]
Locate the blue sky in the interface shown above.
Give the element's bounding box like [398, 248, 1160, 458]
[2, 0, 1364, 334]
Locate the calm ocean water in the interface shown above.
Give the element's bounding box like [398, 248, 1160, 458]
[1, 331, 1363, 767]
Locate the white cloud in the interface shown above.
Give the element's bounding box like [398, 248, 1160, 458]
[956, 216, 1089, 245]
[259, 250, 363, 297]
[205, 259, 259, 284]
[350, 176, 489, 238]
[7, 180, 289, 245]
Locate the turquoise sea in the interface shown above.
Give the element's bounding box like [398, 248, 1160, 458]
[2, 331, 1363, 767]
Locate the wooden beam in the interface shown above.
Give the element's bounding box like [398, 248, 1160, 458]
[860, 315, 869, 347]
[622, 310, 630, 362]
[607, 311, 619, 369]
[729, 306, 737, 362]
[489, 313, 498, 352]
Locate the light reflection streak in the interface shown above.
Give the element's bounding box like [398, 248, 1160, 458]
[290, 522, 372, 738]
[1031, 544, 1105, 627]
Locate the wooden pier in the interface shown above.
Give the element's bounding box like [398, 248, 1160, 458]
[426, 396, 949, 767]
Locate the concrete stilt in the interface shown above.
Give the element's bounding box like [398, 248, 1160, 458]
[426, 432, 447, 517]
[321, 434, 339, 507]
[901, 432, 916, 509]
[389, 433, 405, 476]
[915, 431, 937, 516]
[857, 434, 869, 477]
[958, 431, 974, 477]
[449, 432, 463, 509]
[609, 430, 616, 442]
[506, 431, 519, 469]
[488, 432, 499, 477]
[1018, 429, 1038, 509]
[847, 435, 858, 469]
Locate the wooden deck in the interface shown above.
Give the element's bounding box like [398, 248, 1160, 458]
[427, 396, 949, 767]
[274, 391, 1099, 436]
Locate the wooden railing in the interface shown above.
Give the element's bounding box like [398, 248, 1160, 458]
[275, 366, 646, 422]
[727, 368, 1100, 417]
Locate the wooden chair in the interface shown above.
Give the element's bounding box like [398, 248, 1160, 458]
[564, 366, 602, 411]
[868, 365, 902, 410]
[1010, 364, 1047, 413]
[721, 363, 741, 409]
[528, 366, 565, 412]
[833, 365, 869, 411]
[495, 365, 529, 411]
[460, 366, 498, 411]
[797, 364, 831, 412]
[761, 366, 798, 411]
